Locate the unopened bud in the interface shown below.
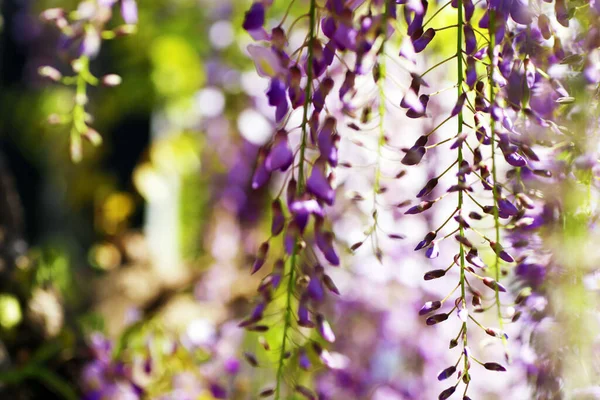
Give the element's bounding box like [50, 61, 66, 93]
[40, 8, 64, 21]
[102, 74, 122, 87]
[47, 114, 63, 125]
[71, 59, 84, 73]
[38, 66, 62, 82]
[114, 24, 137, 36]
[83, 128, 102, 146]
[75, 92, 88, 106]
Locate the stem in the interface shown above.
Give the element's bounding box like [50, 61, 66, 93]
[274, 0, 316, 397]
[456, 0, 469, 385]
[421, 54, 457, 78]
[374, 2, 391, 210]
[296, 4, 316, 188]
[423, 0, 452, 28]
[70, 56, 90, 163]
[368, 2, 393, 258]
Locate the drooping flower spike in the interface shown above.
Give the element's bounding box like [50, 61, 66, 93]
[239, 0, 596, 397]
[39, 0, 138, 162]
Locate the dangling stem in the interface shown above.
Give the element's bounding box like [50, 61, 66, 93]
[274, 0, 316, 397]
[373, 1, 392, 228]
[456, 0, 470, 386]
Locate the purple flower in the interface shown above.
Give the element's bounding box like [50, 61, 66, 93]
[406, 95, 429, 118]
[315, 220, 340, 266]
[425, 242, 440, 259]
[419, 300, 442, 315]
[224, 357, 240, 375]
[400, 88, 423, 112]
[120, 0, 138, 24]
[247, 45, 284, 78]
[413, 28, 435, 53]
[333, 23, 357, 51]
[318, 117, 339, 166]
[401, 145, 426, 165]
[271, 199, 285, 236]
[504, 151, 527, 167]
[307, 159, 335, 205]
[584, 49, 600, 83]
[313, 77, 334, 112]
[510, 0, 532, 25]
[316, 314, 335, 343]
[298, 301, 314, 328]
[415, 231, 436, 250]
[265, 130, 293, 171]
[243, 2, 265, 32]
[407, 3, 427, 38]
[285, 222, 299, 254]
[307, 274, 325, 302]
[451, 93, 466, 117]
[399, 37, 417, 63]
[290, 198, 324, 232]
[538, 14, 552, 39]
[339, 70, 356, 100]
[464, 25, 476, 55]
[251, 153, 270, 190]
[210, 383, 227, 399]
[466, 57, 477, 88]
[299, 349, 312, 370]
[555, 0, 569, 27]
[516, 262, 546, 287]
[267, 78, 289, 122]
[322, 17, 336, 38]
[464, 0, 474, 20]
[498, 198, 519, 218]
[80, 27, 101, 57]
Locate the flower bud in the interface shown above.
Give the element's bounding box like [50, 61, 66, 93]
[424, 269, 446, 280]
[419, 300, 441, 315]
[483, 362, 506, 372]
[482, 277, 507, 292]
[38, 66, 62, 82]
[259, 388, 275, 397]
[40, 8, 64, 21]
[426, 313, 448, 325]
[114, 24, 138, 36]
[243, 352, 258, 367]
[101, 74, 122, 87]
[438, 386, 456, 400]
[316, 314, 335, 343]
[83, 128, 102, 146]
[251, 242, 269, 274]
[437, 366, 457, 381]
[47, 114, 63, 125]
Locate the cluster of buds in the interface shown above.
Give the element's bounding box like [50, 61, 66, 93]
[396, 0, 584, 398]
[38, 0, 138, 162]
[240, 0, 402, 398]
[241, 0, 600, 397]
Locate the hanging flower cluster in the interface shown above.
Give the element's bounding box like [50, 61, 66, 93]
[38, 0, 137, 162]
[239, 0, 406, 398]
[242, 0, 600, 398]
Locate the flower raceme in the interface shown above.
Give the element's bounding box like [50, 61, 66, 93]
[39, 0, 138, 162]
[240, 0, 599, 398]
[239, 0, 414, 398]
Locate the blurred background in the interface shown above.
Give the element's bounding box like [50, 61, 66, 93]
[0, 0, 277, 398]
